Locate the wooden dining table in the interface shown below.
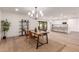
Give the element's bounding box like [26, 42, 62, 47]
[31, 31, 49, 49]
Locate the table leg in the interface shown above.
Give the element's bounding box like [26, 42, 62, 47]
[36, 33, 48, 49]
[46, 34, 48, 44]
[36, 35, 39, 49]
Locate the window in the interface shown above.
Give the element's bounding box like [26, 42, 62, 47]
[38, 21, 47, 31]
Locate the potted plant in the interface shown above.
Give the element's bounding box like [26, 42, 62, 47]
[1, 19, 10, 39]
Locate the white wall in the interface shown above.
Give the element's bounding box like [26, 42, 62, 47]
[0, 11, 1, 40]
[1, 10, 79, 38]
[51, 19, 68, 24]
[50, 18, 79, 33]
[1, 11, 27, 37]
[28, 18, 51, 32]
[67, 19, 74, 32]
[76, 19, 79, 32]
[69, 18, 79, 32]
[0, 11, 51, 38]
[29, 18, 38, 30]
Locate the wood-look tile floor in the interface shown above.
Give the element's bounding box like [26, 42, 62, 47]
[49, 31, 79, 52]
[0, 31, 79, 52]
[0, 35, 65, 52]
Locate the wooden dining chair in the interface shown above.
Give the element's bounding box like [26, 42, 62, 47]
[28, 31, 38, 45]
[28, 31, 33, 39]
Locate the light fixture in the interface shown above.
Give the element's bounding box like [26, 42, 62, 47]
[28, 7, 44, 20]
[15, 8, 19, 11]
[32, 10, 35, 14]
[28, 12, 31, 15]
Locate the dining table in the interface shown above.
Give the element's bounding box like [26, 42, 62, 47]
[31, 30, 49, 49]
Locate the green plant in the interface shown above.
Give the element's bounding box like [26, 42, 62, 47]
[1, 19, 10, 39]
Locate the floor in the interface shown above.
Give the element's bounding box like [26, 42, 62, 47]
[0, 36, 65, 52]
[49, 31, 79, 52]
[0, 31, 79, 52]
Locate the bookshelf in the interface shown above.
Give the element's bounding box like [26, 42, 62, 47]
[19, 19, 29, 36]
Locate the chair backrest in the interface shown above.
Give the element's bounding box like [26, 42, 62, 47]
[28, 31, 33, 39]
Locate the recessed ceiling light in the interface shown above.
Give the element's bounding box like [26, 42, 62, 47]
[32, 10, 35, 14]
[15, 8, 19, 11]
[28, 12, 31, 16]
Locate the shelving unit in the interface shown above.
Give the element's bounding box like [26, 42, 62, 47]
[19, 19, 29, 36]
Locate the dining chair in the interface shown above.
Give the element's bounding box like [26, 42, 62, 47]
[28, 31, 38, 45]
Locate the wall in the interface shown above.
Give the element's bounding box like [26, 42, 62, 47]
[0, 11, 51, 38]
[1, 11, 27, 37]
[76, 19, 79, 32]
[0, 11, 1, 40]
[29, 18, 38, 30]
[67, 19, 74, 33]
[28, 18, 51, 32]
[51, 19, 68, 24]
[68, 18, 79, 32]
[50, 18, 79, 33]
[1, 10, 79, 38]
[50, 19, 69, 32]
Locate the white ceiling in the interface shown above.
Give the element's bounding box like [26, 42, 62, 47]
[0, 7, 79, 18]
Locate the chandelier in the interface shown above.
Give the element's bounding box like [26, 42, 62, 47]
[28, 7, 43, 20]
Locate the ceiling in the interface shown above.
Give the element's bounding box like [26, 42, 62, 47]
[0, 7, 79, 18]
